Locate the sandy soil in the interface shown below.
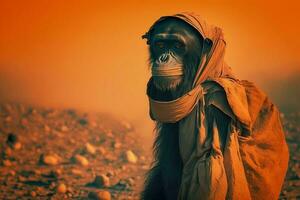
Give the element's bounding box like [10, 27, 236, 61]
[0, 103, 299, 199]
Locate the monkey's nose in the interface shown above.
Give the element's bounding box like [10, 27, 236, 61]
[159, 54, 169, 63]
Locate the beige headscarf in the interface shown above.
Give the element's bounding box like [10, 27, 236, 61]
[145, 12, 235, 123]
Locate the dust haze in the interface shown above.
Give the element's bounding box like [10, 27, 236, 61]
[0, 1, 299, 143]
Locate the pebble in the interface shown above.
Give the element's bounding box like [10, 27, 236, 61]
[49, 182, 56, 190]
[106, 170, 114, 177]
[127, 177, 135, 186]
[113, 142, 122, 149]
[4, 147, 13, 157]
[71, 168, 83, 177]
[5, 116, 12, 122]
[98, 147, 106, 154]
[6, 133, 18, 147]
[13, 142, 22, 150]
[50, 168, 62, 178]
[88, 190, 111, 200]
[40, 154, 59, 165]
[61, 125, 69, 132]
[85, 143, 96, 155]
[57, 183, 67, 194]
[44, 125, 51, 132]
[30, 191, 37, 197]
[3, 160, 12, 167]
[125, 150, 138, 164]
[93, 174, 110, 187]
[9, 170, 16, 176]
[73, 154, 89, 166]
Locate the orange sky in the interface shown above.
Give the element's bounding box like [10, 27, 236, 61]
[0, 1, 299, 128]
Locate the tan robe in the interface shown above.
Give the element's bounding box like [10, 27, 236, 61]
[177, 78, 289, 200]
[145, 12, 289, 200]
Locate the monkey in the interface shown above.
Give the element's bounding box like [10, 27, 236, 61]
[141, 13, 289, 200]
[146, 17, 203, 101]
[141, 17, 213, 200]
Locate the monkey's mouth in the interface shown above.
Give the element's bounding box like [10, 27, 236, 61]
[152, 75, 183, 91]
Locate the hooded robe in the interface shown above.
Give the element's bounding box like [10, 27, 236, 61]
[145, 12, 289, 200]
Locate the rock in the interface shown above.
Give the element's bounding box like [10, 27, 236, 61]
[49, 182, 56, 190]
[85, 143, 96, 155]
[21, 118, 28, 126]
[30, 191, 37, 197]
[13, 142, 22, 150]
[113, 142, 121, 149]
[78, 118, 88, 126]
[3, 147, 13, 157]
[140, 156, 146, 161]
[125, 150, 138, 164]
[44, 125, 51, 132]
[113, 179, 131, 190]
[71, 169, 83, 177]
[57, 183, 67, 194]
[3, 159, 12, 167]
[61, 125, 69, 132]
[106, 170, 114, 177]
[18, 175, 26, 182]
[73, 154, 89, 166]
[33, 169, 42, 175]
[6, 133, 18, 147]
[9, 170, 16, 176]
[93, 174, 110, 187]
[50, 169, 62, 178]
[98, 147, 106, 155]
[88, 190, 111, 200]
[127, 177, 135, 186]
[5, 116, 12, 122]
[40, 154, 60, 165]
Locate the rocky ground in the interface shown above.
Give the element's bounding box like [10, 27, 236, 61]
[0, 103, 151, 200]
[280, 112, 300, 200]
[0, 102, 299, 200]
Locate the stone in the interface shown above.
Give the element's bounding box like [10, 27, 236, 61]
[73, 154, 89, 166]
[125, 150, 138, 164]
[57, 183, 67, 194]
[6, 133, 18, 147]
[30, 191, 37, 197]
[88, 190, 111, 200]
[106, 170, 114, 177]
[3, 159, 12, 167]
[40, 154, 59, 165]
[9, 170, 16, 176]
[4, 147, 13, 157]
[71, 169, 83, 177]
[98, 147, 106, 155]
[13, 142, 22, 150]
[61, 125, 69, 132]
[113, 142, 122, 149]
[85, 143, 96, 155]
[93, 174, 110, 188]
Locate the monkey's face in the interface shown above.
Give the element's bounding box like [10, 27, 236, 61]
[149, 18, 203, 92]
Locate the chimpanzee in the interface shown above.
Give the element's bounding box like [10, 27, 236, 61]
[141, 13, 289, 200]
[142, 16, 206, 200]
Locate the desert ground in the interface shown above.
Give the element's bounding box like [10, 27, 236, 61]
[0, 103, 299, 200]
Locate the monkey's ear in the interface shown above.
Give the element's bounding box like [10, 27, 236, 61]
[141, 32, 151, 45]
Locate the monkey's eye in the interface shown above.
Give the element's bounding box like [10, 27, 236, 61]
[174, 42, 183, 49]
[155, 41, 165, 49]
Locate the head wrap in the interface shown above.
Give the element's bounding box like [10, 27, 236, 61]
[144, 12, 235, 123]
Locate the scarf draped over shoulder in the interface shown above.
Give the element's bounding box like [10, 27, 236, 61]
[144, 12, 289, 200]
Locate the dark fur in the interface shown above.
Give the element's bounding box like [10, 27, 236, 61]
[141, 18, 204, 200]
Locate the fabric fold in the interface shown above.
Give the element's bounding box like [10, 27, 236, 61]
[145, 12, 289, 200]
